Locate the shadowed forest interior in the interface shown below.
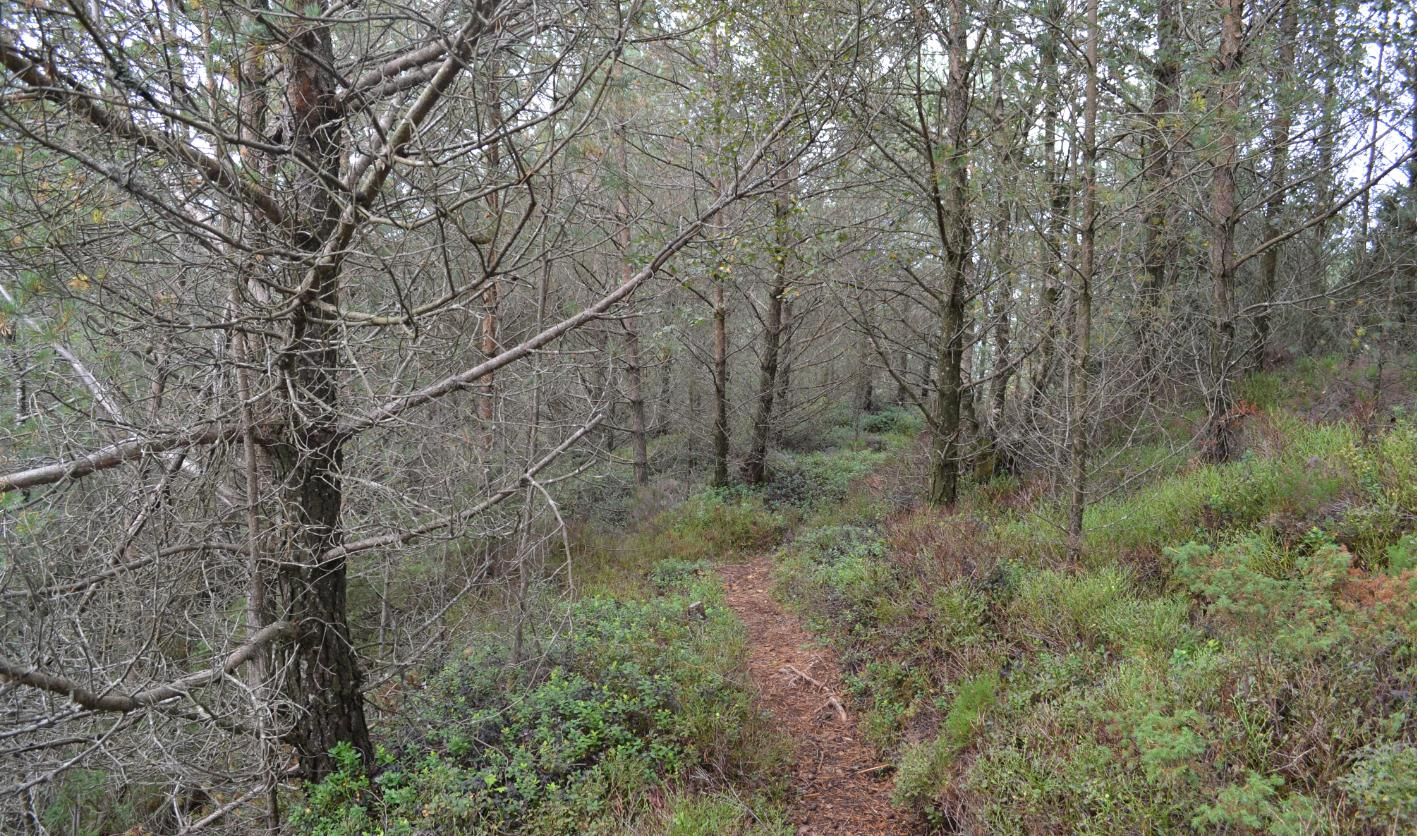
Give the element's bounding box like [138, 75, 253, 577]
[1, 0, 1416, 832]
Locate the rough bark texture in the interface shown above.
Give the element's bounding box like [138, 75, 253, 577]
[1205, 0, 1245, 464]
[615, 114, 649, 485]
[926, 0, 971, 507]
[712, 276, 731, 487]
[270, 14, 373, 779]
[1025, 0, 1070, 417]
[1068, 0, 1099, 558]
[744, 167, 793, 485]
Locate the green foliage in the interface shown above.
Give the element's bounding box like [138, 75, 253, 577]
[1008, 565, 1138, 649]
[774, 524, 888, 632]
[1190, 771, 1321, 833]
[659, 792, 790, 836]
[892, 673, 1000, 808]
[1340, 742, 1417, 827]
[289, 743, 374, 836]
[1387, 533, 1417, 574]
[761, 447, 889, 511]
[665, 488, 787, 555]
[39, 770, 156, 836]
[293, 572, 782, 835]
[777, 390, 1417, 832]
[859, 406, 924, 438]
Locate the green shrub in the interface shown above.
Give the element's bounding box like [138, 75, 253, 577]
[762, 447, 889, 510]
[892, 673, 998, 807]
[1189, 772, 1309, 832]
[860, 406, 924, 438]
[660, 793, 789, 836]
[1341, 742, 1417, 827]
[1386, 533, 1417, 574]
[294, 579, 781, 835]
[1008, 566, 1137, 649]
[664, 489, 786, 556]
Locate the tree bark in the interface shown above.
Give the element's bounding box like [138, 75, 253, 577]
[1068, 0, 1099, 558]
[1024, 0, 1070, 417]
[744, 164, 794, 485]
[712, 274, 731, 487]
[270, 13, 373, 778]
[1205, 0, 1246, 464]
[1253, 0, 1298, 370]
[1137, 0, 1180, 383]
[926, 0, 972, 507]
[616, 116, 649, 485]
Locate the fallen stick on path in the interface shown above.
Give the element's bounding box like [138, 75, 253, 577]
[781, 664, 850, 722]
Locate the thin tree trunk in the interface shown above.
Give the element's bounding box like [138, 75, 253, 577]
[712, 274, 731, 487]
[1205, 0, 1245, 464]
[773, 295, 794, 443]
[1137, 0, 1179, 383]
[1304, 7, 1340, 352]
[1068, 0, 1099, 558]
[616, 118, 648, 485]
[478, 81, 505, 453]
[1025, 0, 1070, 417]
[1253, 0, 1298, 370]
[926, 0, 971, 507]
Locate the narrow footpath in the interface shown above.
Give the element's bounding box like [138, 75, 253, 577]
[720, 553, 910, 836]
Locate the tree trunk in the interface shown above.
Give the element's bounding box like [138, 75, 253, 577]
[272, 15, 372, 779]
[478, 81, 504, 454]
[623, 320, 649, 485]
[745, 164, 794, 484]
[926, 0, 971, 507]
[1253, 1, 1298, 370]
[773, 295, 794, 444]
[1205, 0, 1245, 464]
[712, 275, 731, 487]
[1068, 0, 1099, 559]
[1025, 0, 1070, 417]
[1137, 0, 1179, 383]
[616, 119, 649, 485]
[1304, 6, 1340, 352]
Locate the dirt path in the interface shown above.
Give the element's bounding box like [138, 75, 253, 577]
[720, 553, 910, 836]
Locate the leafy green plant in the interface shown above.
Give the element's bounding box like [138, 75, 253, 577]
[1340, 742, 1417, 828]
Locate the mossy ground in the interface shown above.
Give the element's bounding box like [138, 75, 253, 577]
[776, 357, 1417, 832]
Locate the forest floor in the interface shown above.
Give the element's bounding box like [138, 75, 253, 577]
[721, 553, 910, 836]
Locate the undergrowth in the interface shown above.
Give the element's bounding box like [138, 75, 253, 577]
[777, 359, 1417, 832]
[292, 407, 917, 834]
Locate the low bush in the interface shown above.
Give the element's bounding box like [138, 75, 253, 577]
[292, 571, 785, 834]
[776, 401, 1417, 832]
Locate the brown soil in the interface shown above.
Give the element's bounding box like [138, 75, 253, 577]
[720, 553, 913, 836]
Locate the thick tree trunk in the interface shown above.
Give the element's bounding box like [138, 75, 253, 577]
[926, 0, 971, 507]
[745, 166, 793, 484]
[1205, 0, 1245, 464]
[272, 15, 372, 779]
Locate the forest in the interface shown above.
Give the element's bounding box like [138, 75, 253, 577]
[0, 0, 1415, 832]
